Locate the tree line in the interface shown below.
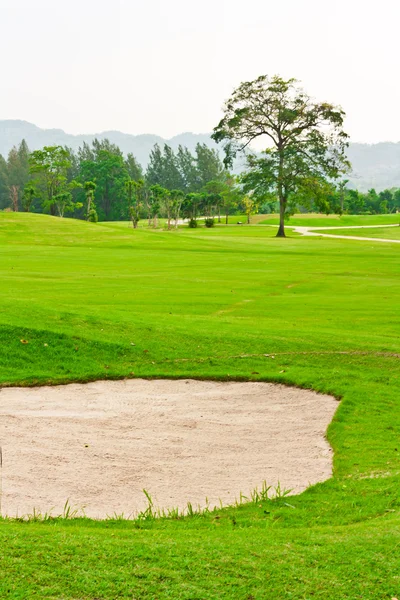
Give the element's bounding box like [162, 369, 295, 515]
[1, 137, 400, 230]
[0, 139, 257, 226]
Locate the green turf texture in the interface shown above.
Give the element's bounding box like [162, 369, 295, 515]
[0, 212, 399, 599]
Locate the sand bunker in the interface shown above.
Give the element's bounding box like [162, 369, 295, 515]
[0, 379, 338, 518]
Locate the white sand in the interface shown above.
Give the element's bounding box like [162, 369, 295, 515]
[0, 379, 338, 519]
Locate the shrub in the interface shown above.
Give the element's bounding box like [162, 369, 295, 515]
[188, 218, 198, 228]
[204, 218, 214, 228]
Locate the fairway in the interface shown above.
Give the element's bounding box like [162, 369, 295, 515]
[0, 212, 399, 599]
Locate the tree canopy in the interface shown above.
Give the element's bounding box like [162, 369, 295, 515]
[212, 75, 350, 236]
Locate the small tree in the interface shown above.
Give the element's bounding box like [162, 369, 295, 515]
[126, 179, 143, 229]
[29, 146, 72, 216]
[243, 195, 258, 224]
[170, 189, 185, 228]
[183, 192, 202, 224]
[53, 191, 74, 217]
[22, 184, 35, 212]
[212, 75, 349, 237]
[337, 179, 349, 215]
[84, 181, 98, 222]
[150, 184, 168, 228]
[203, 180, 226, 222]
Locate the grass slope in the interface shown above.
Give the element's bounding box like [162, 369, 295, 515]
[0, 212, 399, 599]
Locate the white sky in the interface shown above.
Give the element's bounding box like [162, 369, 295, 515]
[1, 0, 399, 142]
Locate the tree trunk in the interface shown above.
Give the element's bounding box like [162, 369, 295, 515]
[276, 150, 286, 237]
[276, 197, 286, 237]
[9, 186, 19, 212]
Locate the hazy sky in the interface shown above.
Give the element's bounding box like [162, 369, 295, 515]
[1, 0, 399, 142]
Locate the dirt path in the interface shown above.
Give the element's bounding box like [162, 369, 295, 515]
[0, 379, 337, 519]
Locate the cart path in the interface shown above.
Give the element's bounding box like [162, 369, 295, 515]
[290, 223, 400, 243]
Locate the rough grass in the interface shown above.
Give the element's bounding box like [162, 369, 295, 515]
[0, 211, 399, 599]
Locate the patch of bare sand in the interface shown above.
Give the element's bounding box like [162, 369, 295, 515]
[0, 379, 338, 518]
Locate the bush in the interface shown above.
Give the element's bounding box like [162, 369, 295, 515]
[188, 218, 198, 228]
[204, 218, 214, 228]
[87, 208, 98, 223]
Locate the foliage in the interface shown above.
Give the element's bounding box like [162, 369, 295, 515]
[204, 217, 215, 227]
[146, 144, 183, 190]
[84, 181, 97, 222]
[126, 179, 146, 229]
[169, 188, 185, 228]
[213, 75, 350, 236]
[242, 195, 259, 224]
[22, 184, 35, 212]
[176, 145, 198, 191]
[79, 140, 129, 221]
[195, 143, 224, 189]
[29, 146, 75, 216]
[146, 142, 225, 193]
[0, 140, 31, 210]
[125, 152, 143, 181]
[188, 217, 198, 228]
[149, 184, 168, 228]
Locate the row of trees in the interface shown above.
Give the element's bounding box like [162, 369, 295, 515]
[330, 185, 400, 215]
[0, 139, 254, 226]
[1, 137, 399, 229]
[0, 139, 244, 224]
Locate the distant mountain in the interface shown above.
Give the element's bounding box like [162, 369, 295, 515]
[0, 120, 218, 170]
[1, 120, 400, 191]
[346, 143, 400, 191]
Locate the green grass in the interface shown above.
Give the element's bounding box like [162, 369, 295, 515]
[0, 211, 399, 599]
[314, 225, 400, 240]
[260, 212, 400, 227]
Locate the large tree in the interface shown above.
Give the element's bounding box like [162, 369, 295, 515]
[212, 75, 349, 237]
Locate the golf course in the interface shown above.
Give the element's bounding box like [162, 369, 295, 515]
[0, 211, 399, 598]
